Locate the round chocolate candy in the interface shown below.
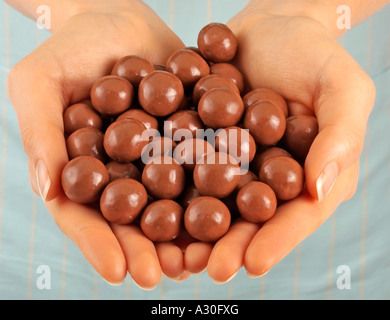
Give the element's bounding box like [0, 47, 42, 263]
[243, 88, 288, 117]
[117, 109, 159, 132]
[166, 48, 210, 88]
[111, 55, 155, 88]
[100, 178, 148, 224]
[173, 138, 215, 171]
[283, 115, 319, 160]
[140, 199, 184, 242]
[193, 151, 241, 199]
[180, 184, 202, 209]
[142, 156, 186, 199]
[138, 70, 185, 117]
[105, 161, 141, 182]
[259, 156, 304, 201]
[236, 181, 277, 223]
[184, 196, 231, 242]
[164, 110, 204, 142]
[235, 170, 259, 192]
[192, 74, 240, 105]
[66, 127, 106, 162]
[251, 147, 292, 176]
[215, 126, 256, 167]
[140, 136, 177, 163]
[197, 23, 238, 63]
[63, 103, 103, 135]
[91, 75, 134, 116]
[104, 118, 149, 163]
[243, 100, 286, 146]
[198, 87, 244, 129]
[61, 156, 109, 204]
[209, 63, 244, 94]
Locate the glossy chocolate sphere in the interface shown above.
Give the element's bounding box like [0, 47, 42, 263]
[140, 199, 184, 242]
[210, 63, 244, 93]
[104, 118, 148, 163]
[91, 75, 134, 116]
[100, 178, 148, 224]
[61, 156, 109, 204]
[166, 48, 210, 88]
[236, 181, 277, 223]
[243, 88, 288, 117]
[198, 87, 244, 129]
[259, 156, 304, 201]
[63, 103, 103, 135]
[140, 136, 177, 163]
[138, 70, 184, 116]
[251, 147, 292, 175]
[66, 127, 106, 162]
[184, 196, 231, 242]
[173, 138, 215, 171]
[193, 151, 240, 198]
[105, 161, 141, 182]
[111, 55, 155, 88]
[197, 23, 238, 63]
[142, 156, 186, 199]
[235, 170, 259, 192]
[164, 110, 204, 142]
[283, 115, 319, 160]
[117, 108, 159, 132]
[192, 74, 240, 105]
[243, 100, 286, 146]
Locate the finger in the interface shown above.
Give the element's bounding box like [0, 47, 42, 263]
[244, 161, 359, 277]
[45, 194, 127, 284]
[155, 242, 185, 280]
[28, 159, 40, 196]
[305, 53, 375, 202]
[207, 219, 260, 283]
[184, 242, 213, 274]
[111, 223, 162, 290]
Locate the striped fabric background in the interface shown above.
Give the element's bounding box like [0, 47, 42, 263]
[0, 0, 389, 300]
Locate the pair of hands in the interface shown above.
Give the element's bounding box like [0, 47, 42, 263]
[8, 0, 375, 289]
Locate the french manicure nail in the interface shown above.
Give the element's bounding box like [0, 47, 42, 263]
[213, 271, 239, 284]
[35, 159, 51, 201]
[316, 162, 339, 202]
[247, 270, 269, 278]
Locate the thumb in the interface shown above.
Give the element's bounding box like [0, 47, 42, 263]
[305, 64, 376, 202]
[8, 60, 68, 202]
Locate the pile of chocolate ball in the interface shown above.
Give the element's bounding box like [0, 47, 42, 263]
[61, 23, 318, 244]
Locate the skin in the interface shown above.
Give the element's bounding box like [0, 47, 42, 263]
[6, 0, 389, 286]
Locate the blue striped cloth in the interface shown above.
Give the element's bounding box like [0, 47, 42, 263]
[0, 0, 389, 300]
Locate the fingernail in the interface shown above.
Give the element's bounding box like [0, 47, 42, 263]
[36, 159, 51, 201]
[247, 270, 269, 278]
[213, 271, 239, 285]
[316, 162, 339, 202]
[104, 279, 125, 286]
[133, 280, 157, 291]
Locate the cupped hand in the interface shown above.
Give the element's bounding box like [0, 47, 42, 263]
[8, 0, 186, 288]
[198, 5, 375, 282]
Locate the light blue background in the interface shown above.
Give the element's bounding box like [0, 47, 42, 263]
[0, 0, 389, 300]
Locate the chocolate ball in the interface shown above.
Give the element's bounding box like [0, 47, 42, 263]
[235, 170, 259, 192]
[66, 127, 106, 162]
[117, 109, 159, 132]
[140, 136, 177, 163]
[180, 184, 202, 209]
[166, 48, 210, 88]
[63, 103, 103, 135]
[198, 87, 244, 129]
[251, 147, 292, 175]
[104, 118, 149, 163]
[111, 55, 155, 88]
[142, 156, 186, 199]
[197, 23, 238, 63]
[164, 110, 204, 142]
[210, 63, 244, 93]
[236, 181, 277, 223]
[215, 126, 256, 167]
[192, 74, 240, 105]
[61, 156, 109, 204]
[283, 115, 319, 161]
[243, 88, 288, 117]
[91, 75, 134, 116]
[193, 151, 241, 198]
[105, 161, 141, 182]
[138, 70, 184, 117]
[243, 100, 286, 146]
[259, 156, 304, 201]
[184, 196, 231, 242]
[100, 178, 148, 224]
[173, 138, 215, 171]
[140, 199, 184, 242]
